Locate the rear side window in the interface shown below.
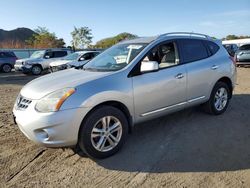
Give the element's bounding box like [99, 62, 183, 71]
[53, 51, 68, 58]
[0, 52, 4, 58]
[179, 39, 208, 63]
[239, 45, 250, 50]
[206, 41, 219, 55]
[0, 52, 16, 58]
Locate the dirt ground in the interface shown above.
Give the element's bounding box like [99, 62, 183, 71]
[0, 69, 250, 188]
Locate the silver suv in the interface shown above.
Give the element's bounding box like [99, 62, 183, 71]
[13, 32, 236, 158]
[14, 49, 71, 75]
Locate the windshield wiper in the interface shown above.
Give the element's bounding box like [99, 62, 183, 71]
[82, 67, 101, 72]
[83, 67, 113, 72]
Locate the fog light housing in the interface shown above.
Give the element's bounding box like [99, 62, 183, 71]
[35, 129, 49, 141]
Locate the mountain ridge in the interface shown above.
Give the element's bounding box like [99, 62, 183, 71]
[0, 27, 36, 43]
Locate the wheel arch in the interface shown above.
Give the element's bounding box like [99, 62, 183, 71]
[216, 76, 233, 98]
[32, 64, 43, 70]
[79, 100, 133, 138]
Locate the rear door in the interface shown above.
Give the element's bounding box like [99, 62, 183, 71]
[179, 39, 215, 106]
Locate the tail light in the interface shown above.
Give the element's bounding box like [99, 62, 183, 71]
[229, 56, 236, 66]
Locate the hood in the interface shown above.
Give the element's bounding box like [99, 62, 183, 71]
[50, 59, 71, 67]
[68, 60, 88, 67]
[21, 68, 111, 99]
[16, 57, 43, 64]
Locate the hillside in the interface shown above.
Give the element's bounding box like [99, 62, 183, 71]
[0, 27, 35, 43]
[94, 32, 137, 48]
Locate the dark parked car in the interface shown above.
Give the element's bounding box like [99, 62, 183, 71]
[235, 44, 250, 66]
[0, 51, 18, 73]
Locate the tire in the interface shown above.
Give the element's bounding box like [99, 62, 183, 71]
[78, 105, 128, 159]
[203, 82, 230, 115]
[31, 65, 42, 75]
[1, 64, 12, 73]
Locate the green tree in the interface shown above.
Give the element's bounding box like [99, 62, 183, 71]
[94, 32, 137, 48]
[222, 35, 250, 40]
[71, 26, 93, 49]
[26, 27, 65, 48]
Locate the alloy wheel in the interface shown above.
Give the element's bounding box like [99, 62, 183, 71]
[214, 87, 228, 111]
[91, 116, 123, 152]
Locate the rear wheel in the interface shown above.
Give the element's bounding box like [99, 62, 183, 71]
[203, 82, 230, 115]
[1, 64, 12, 73]
[31, 65, 42, 75]
[78, 106, 128, 159]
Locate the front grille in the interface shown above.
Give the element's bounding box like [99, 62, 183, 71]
[16, 95, 32, 110]
[15, 61, 24, 65]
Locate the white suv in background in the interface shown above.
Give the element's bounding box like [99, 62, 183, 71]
[14, 49, 72, 75]
[49, 51, 100, 72]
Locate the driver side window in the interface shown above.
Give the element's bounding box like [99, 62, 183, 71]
[142, 42, 179, 69]
[44, 51, 53, 59]
[82, 53, 92, 60]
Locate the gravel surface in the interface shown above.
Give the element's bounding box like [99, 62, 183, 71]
[0, 69, 250, 188]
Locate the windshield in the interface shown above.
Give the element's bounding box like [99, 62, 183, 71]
[84, 43, 147, 71]
[30, 50, 45, 58]
[63, 52, 82, 61]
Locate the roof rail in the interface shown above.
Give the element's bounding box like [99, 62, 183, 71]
[158, 32, 211, 39]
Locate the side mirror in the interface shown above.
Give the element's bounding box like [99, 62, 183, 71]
[79, 57, 85, 61]
[45, 55, 50, 59]
[140, 61, 159, 73]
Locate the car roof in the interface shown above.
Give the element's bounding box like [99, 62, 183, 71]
[74, 51, 100, 54]
[45, 48, 71, 52]
[120, 36, 158, 44]
[120, 32, 216, 45]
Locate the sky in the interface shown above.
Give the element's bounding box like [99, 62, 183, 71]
[0, 0, 250, 45]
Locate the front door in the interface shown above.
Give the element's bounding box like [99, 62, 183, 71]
[132, 41, 187, 122]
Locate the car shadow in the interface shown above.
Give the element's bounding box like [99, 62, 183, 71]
[90, 94, 250, 173]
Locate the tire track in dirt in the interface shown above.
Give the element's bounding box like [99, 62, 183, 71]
[6, 148, 46, 183]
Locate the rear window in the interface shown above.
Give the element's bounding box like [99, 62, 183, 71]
[239, 45, 250, 50]
[206, 41, 219, 55]
[179, 39, 208, 63]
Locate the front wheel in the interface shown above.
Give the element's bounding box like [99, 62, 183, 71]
[31, 65, 42, 75]
[78, 106, 128, 159]
[203, 82, 230, 115]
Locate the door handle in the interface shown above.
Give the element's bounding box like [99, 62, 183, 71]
[175, 73, 184, 79]
[211, 65, 219, 70]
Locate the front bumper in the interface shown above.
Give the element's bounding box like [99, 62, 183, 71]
[236, 61, 250, 65]
[13, 100, 90, 147]
[14, 64, 32, 73]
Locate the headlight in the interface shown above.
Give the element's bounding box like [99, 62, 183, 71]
[24, 61, 32, 66]
[35, 88, 76, 113]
